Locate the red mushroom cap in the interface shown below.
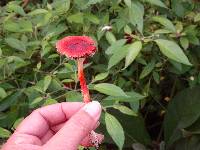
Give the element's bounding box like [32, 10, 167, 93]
[56, 36, 97, 59]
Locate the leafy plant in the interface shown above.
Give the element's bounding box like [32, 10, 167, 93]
[0, 0, 200, 149]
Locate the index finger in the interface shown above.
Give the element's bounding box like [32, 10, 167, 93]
[15, 102, 85, 138]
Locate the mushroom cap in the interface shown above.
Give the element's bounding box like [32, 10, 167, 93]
[56, 36, 97, 59]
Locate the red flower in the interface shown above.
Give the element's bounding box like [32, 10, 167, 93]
[56, 36, 96, 59]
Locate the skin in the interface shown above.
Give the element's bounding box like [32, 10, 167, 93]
[2, 102, 103, 150]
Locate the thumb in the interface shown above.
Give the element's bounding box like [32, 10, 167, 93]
[43, 101, 101, 150]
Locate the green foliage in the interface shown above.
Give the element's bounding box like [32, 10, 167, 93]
[0, 0, 200, 149]
[155, 39, 192, 65]
[93, 72, 109, 82]
[164, 86, 200, 149]
[124, 41, 142, 69]
[152, 16, 176, 33]
[105, 112, 125, 150]
[94, 83, 128, 97]
[0, 127, 11, 138]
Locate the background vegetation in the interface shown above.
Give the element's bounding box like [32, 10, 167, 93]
[0, 0, 200, 149]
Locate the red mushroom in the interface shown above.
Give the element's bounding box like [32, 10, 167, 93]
[56, 36, 96, 103]
[56, 36, 102, 149]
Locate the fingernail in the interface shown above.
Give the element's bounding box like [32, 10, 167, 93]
[82, 101, 101, 121]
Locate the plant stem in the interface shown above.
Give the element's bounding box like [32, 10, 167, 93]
[77, 58, 91, 103]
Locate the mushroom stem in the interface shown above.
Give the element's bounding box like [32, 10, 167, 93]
[77, 58, 91, 103]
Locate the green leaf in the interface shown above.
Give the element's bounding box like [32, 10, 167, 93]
[155, 39, 192, 66]
[84, 14, 100, 24]
[115, 19, 126, 32]
[87, 0, 103, 5]
[19, 20, 33, 32]
[124, 41, 142, 69]
[48, 54, 59, 59]
[0, 87, 7, 99]
[43, 98, 57, 106]
[66, 91, 82, 102]
[7, 2, 26, 16]
[7, 56, 27, 70]
[36, 12, 52, 27]
[113, 105, 137, 116]
[145, 0, 167, 8]
[164, 86, 200, 147]
[124, 25, 132, 34]
[0, 127, 11, 138]
[170, 136, 200, 150]
[52, 0, 70, 13]
[37, 62, 42, 70]
[129, 1, 144, 33]
[154, 29, 172, 34]
[194, 13, 200, 22]
[0, 110, 18, 128]
[68, 12, 84, 24]
[106, 39, 126, 55]
[105, 113, 125, 150]
[180, 37, 189, 50]
[124, 0, 132, 8]
[176, 21, 183, 33]
[93, 72, 109, 82]
[30, 97, 43, 107]
[94, 83, 128, 97]
[152, 16, 176, 32]
[0, 48, 2, 57]
[103, 91, 145, 102]
[12, 118, 24, 130]
[108, 45, 129, 69]
[139, 60, 155, 79]
[43, 75, 52, 92]
[0, 91, 22, 111]
[62, 79, 74, 83]
[153, 71, 160, 84]
[108, 110, 151, 145]
[48, 79, 63, 91]
[171, 0, 185, 17]
[4, 20, 33, 33]
[186, 118, 200, 135]
[130, 100, 140, 113]
[28, 9, 48, 16]
[105, 32, 116, 44]
[5, 38, 26, 52]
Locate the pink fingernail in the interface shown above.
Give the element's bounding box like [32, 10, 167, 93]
[82, 101, 101, 121]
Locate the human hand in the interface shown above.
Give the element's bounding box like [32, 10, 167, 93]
[2, 101, 103, 150]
